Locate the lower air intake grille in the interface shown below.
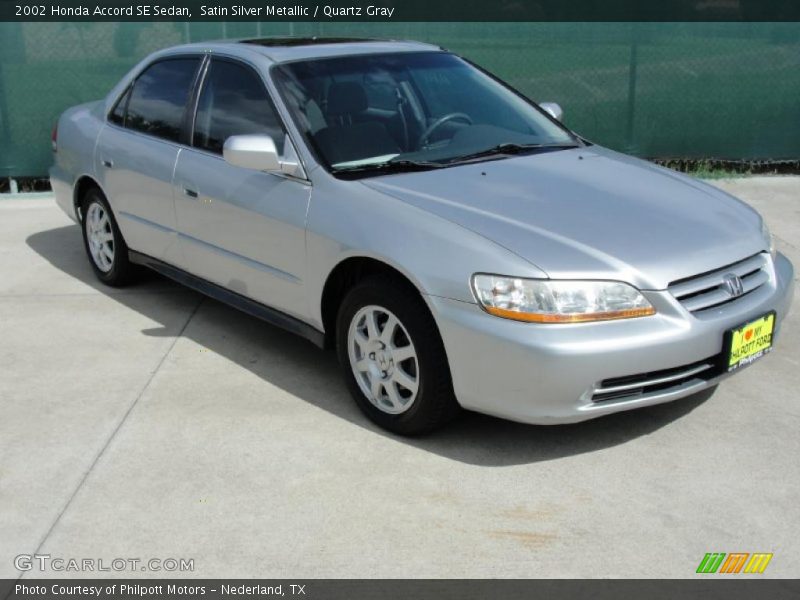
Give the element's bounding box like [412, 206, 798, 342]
[592, 357, 721, 403]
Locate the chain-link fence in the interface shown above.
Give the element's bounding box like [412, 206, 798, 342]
[1, 21, 799, 177]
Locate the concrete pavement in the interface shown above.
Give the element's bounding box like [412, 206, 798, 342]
[0, 177, 798, 578]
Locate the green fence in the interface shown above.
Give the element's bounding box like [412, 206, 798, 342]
[1, 22, 799, 177]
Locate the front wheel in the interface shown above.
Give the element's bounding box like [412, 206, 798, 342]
[336, 276, 460, 435]
[80, 188, 135, 287]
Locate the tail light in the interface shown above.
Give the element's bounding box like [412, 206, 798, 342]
[51, 124, 58, 152]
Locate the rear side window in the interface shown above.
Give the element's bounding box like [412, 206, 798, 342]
[124, 58, 200, 142]
[193, 59, 284, 155]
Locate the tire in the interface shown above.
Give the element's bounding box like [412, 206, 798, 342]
[336, 275, 460, 435]
[80, 188, 136, 287]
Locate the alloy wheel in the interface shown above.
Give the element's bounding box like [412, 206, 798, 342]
[347, 305, 420, 414]
[85, 201, 115, 272]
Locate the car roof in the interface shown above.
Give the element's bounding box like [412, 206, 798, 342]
[162, 37, 442, 64]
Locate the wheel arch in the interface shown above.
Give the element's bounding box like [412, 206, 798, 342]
[72, 175, 106, 221]
[320, 255, 432, 350]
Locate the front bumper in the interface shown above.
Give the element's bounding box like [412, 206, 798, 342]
[429, 252, 794, 425]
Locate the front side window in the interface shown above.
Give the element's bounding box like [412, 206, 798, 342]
[273, 51, 578, 175]
[124, 58, 200, 142]
[193, 59, 284, 155]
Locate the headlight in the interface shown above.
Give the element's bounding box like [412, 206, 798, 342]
[471, 274, 655, 323]
[761, 219, 777, 259]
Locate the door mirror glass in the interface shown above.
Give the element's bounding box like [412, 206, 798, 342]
[223, 134, 301, 176]
[539, 102, 564, 121]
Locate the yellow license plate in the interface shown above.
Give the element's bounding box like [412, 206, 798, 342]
[727, 312, 775, 372]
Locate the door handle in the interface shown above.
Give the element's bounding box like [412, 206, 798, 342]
[102, 159, 114, 168]
[183, 188, 199, 198]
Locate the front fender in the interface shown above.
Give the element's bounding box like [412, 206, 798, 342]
[303, 173, 545, 329]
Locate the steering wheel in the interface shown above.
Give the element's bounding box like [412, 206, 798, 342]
[418, 112, 473, 148]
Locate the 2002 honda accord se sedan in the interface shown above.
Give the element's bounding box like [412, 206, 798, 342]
[50, 38, 794, 434]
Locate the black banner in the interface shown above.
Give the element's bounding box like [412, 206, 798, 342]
[2, 0, 800, 22]
[2, 580, 800, 600]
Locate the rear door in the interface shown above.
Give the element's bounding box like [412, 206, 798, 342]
[96, 56, 202, 262]
[172, 57, 311, 319]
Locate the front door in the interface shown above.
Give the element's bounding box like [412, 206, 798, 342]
[173, 57, 311, 319]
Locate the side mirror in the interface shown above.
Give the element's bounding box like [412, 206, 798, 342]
[223, 134, 301, 177]
[539, 102, 564, 122]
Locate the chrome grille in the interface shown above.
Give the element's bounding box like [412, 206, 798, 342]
[592, 357, 719, 403]
[668, 253, 769, 313]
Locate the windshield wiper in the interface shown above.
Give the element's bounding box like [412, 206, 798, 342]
[332, 159, 445, 176]
[445, 142, 580, 165]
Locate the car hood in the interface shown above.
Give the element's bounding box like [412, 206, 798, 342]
[362, 146, 765, 290]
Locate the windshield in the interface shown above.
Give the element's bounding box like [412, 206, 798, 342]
[272, 52, 578, 175]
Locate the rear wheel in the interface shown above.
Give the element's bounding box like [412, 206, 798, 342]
[80, 188, 135, 286]
[336, 276, 459, 435]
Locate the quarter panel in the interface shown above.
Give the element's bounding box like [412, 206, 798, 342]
[50, 102, 105, 222]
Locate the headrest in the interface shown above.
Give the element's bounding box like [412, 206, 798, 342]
[326, 82, 368, 116]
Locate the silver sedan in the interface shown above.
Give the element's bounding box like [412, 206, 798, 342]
[50, 38, 794, 434]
